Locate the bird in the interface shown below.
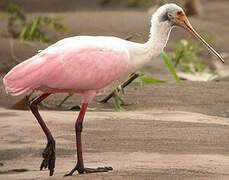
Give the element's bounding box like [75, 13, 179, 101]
[3, 3, 224, 177]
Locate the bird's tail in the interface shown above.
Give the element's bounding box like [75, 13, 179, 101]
[3, 56, 43, 96]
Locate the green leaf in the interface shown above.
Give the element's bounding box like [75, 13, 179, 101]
[29, 16, 40, 37]
[114, 89, 121, 111]
[52, 22, 69, 31]
[134, 77, 165, 83]
[61, 24, 69, 30]
[6, 4, 68, 43]
[87, 107, 113, 111]
[141, 77, 165, 83]
[54, 17, 65, 21]
[17, 12, 26, 21]
[161, 51, 182, 85]
[20, 26, 28, 39]
[139, 67, 146, 76]
[182, 65, 192, 72]
[7, 4, 26, 21]
[7, 4, 18, 13]
[43, 17, 52, 26]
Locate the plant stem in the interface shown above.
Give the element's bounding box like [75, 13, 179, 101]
[174, 48, 185, 68]
[99, 73, 140, 103]
[57, 93, 73, 107]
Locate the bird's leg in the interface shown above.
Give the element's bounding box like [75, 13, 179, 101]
[64, 103, 113, 176]
[30, 93, 55, 176]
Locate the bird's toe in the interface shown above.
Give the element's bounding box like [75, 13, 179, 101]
[40, 139, 56, 176]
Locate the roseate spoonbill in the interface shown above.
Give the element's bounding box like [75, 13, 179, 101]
[3, 4, 224, 177]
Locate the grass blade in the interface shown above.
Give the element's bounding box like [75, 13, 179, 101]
[57, 93, 74, 107]
[161, 51, 182, 85]
[20, 26, 28, 39]
[114, 89, 121, 111]
[134, 77, 165, 83]
[30, 16, 40, 37]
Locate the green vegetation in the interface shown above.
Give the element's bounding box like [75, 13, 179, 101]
[164, 39, 217, 76]
[113, 68, 166, 111]
[6, 4, 68, 43]
[133, 67, 165, 84]
[161, 51, 181, 85]
[114, 88, 124, 111]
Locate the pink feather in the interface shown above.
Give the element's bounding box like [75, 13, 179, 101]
[3, 37, 129, 103]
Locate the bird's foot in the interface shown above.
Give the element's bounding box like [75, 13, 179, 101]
[40, 138, 56, 176]
[64, 164, 113, 176]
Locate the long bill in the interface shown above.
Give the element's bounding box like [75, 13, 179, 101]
[178, 16, 224, 64]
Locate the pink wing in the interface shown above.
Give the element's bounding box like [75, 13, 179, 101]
[3, 36, 129, 96]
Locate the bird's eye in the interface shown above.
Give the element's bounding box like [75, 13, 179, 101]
[168, 13, 173, 18]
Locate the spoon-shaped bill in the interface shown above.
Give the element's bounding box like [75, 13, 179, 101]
[178, 16, 224, 64]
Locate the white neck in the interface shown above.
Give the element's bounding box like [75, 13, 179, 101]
[124, 8, 173, 75]
[144, 14, 172, 56]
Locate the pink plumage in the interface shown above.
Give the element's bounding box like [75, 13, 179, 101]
[3, 36, 129, 102]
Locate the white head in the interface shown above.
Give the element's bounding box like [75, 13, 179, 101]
[152, 4, 224, 63]
[152, 4, 183, 25]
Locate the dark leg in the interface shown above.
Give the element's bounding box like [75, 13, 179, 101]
[64, 103, 113, 176]
[30, 93, 55, 176]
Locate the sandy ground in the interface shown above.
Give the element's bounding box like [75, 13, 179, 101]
[1, 108, 229, 180]
[1, 0, 229, 179]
